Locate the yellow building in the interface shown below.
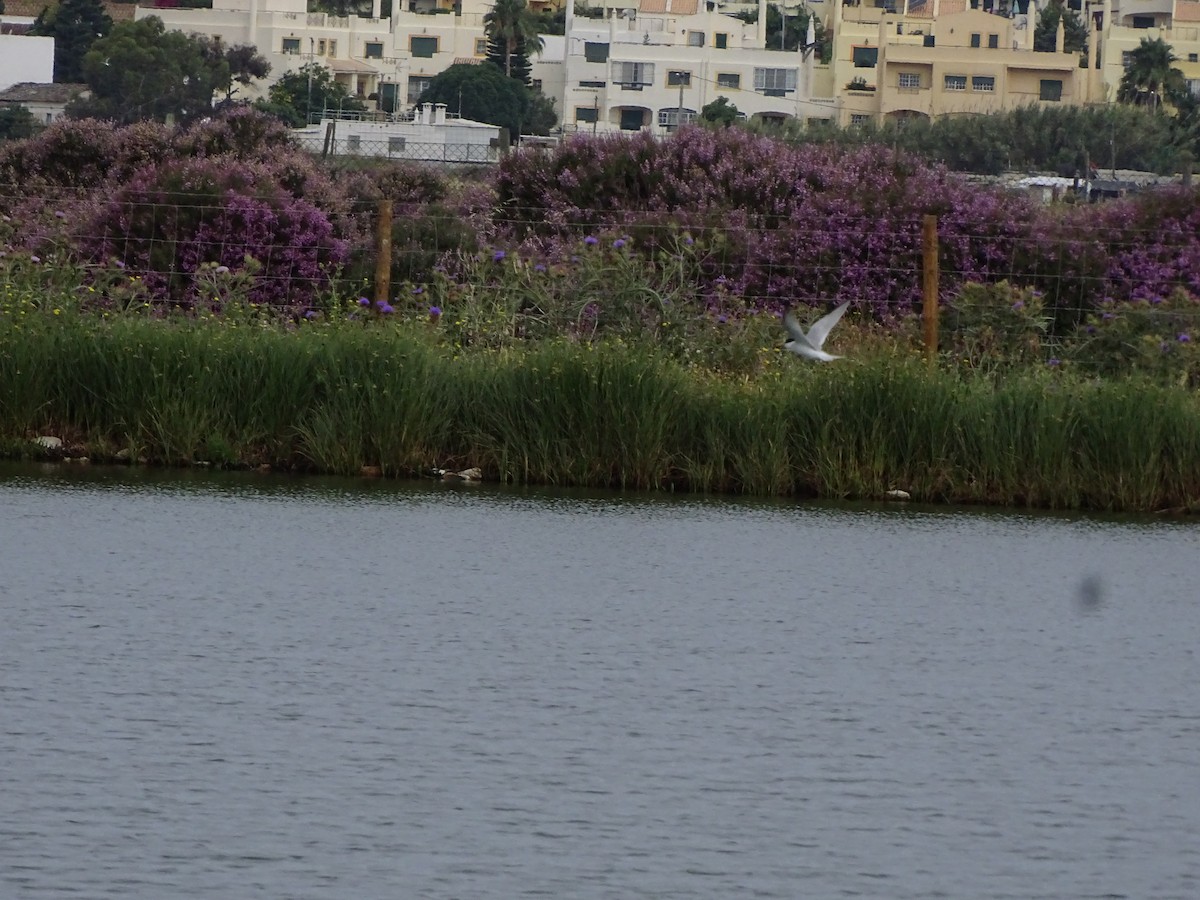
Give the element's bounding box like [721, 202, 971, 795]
[829, 0, 1099, 125]
[1099, 0, 1200, 104]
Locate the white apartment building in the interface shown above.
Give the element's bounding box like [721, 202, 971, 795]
[136, 0, 498, 117]
[131, 0, 1200, 136]
[135, 0, 836, 133]
[558, 0, 833, 132]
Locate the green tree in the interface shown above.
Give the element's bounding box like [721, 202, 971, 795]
[1033, 0, 1088, 57]
[0, 106, 37, 141]
[196, 38, 272, 103]
[1118, 36, 1186, 112]
[732, 4, 828, 60]
[66, 17, 230, 124]
[525, 86, 558, 135]
[484, 0, 544, 83]
[258, 62, 366, 127]
[30, 0, 113, 84]
[419, 62, 538, 140]
[701, 96, 741, 128]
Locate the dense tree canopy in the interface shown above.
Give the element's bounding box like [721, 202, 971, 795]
[732, 4, 829, 61]
[257, 63, 367, 127]
[701, 97, 741, 128]
[196, 38, 272, 104]
[1118, 37, 1186, 112]
[30, 0, 113, 84]
[484, 0, 544, 83]
[1033, 0, 1089, 57]
[67, 18, 241, 125]
[419, 62, 555, 140]
[0, 106, 37, 141]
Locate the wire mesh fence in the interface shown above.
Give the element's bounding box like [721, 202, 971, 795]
[3, 191, 1199, 353]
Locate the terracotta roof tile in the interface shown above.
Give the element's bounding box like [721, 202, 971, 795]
[0, 0, 134, 21]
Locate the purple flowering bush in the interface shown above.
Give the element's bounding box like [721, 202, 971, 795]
[493, 127, 1038, 317]
[4, 112, 1200, 345]
[0, 119, 174, 194]
[81, 156, 347, 308]
[171, 107, 297, 160]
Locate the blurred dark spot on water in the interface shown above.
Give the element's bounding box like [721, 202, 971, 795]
[1076, 574, 1104, 611]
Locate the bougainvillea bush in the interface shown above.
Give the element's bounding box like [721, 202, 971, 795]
[1018, 187, 1200, 332]
[78, 156, 348, 308]
[3, 112, 1200, 328]
[491, 126, 1041, 317]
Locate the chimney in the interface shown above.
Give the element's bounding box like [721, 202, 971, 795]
[434, 102, 447, 124]
[757, 0, 768, 48]
[422, 102, 434, 124]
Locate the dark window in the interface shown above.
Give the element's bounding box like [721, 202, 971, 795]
[715, 32, 728, 49]
[667, 70, 691, 87]
[575, 106, 598, 123]
[584, 41, 609, 63]
[852, 46, 878, 67]
[579, 80, 606, 88]
[410, 36, 437, 58]
[282, 38, 301, 54]
[619, 108, 644, 130]
[988, 33, 999, 48]
[1131, 15, 1154, 28]
[970, 33, 980, 48]
[365, 41, 383, 59]
[716, 72, 740, 89]
[1039, 79, 1063, 101]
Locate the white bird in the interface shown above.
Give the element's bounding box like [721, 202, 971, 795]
[782, 300, 851, 362]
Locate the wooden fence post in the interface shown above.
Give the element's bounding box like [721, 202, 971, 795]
[922, 213, 939, 364]
[374, 199, 393, 307]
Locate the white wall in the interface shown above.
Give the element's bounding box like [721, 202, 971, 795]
[0, 35, 55, 93]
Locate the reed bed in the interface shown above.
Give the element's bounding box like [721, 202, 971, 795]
[3, 310, 1198, 513]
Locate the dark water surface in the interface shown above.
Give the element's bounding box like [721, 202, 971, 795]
[2, 463, 1198, 899]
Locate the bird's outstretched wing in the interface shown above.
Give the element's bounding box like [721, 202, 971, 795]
[805, 300, 851, 350]
[782, 309, 814, 350]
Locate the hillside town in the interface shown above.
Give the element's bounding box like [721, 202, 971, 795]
[2, 0, 1199, 140]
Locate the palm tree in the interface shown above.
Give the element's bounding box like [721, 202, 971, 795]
[1118, 37, 1186, 113]
[484, 0, 545, 81]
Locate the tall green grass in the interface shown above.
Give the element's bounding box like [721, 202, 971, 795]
[2, 313, 1198, 511]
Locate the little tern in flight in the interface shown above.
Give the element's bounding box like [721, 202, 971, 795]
[782, 300, 851, 362]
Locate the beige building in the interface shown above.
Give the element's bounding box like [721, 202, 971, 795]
[1098, 0, 1200, 104]
[125, 0, 1200, 136]
[830, 0, 1098, 126]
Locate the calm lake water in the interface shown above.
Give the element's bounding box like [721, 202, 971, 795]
[1, 462, 1198, 899]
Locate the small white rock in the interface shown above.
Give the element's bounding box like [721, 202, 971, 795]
[34, 435, 63, 450]
[885, 489, 911, 501]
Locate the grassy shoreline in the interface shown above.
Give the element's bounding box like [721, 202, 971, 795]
[3, 314, 1198, 513]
